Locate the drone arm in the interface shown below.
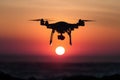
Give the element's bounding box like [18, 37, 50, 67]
[50, 29, 55, 45]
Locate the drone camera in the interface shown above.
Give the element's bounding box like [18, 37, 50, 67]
[58, 35, 65, 40]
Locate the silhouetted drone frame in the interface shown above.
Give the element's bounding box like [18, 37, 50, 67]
[30, 18, 94, 45]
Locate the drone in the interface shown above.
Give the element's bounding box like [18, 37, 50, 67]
[30, 18, 94, 45]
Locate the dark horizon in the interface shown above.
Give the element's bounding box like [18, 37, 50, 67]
[0, 52, 120, 63]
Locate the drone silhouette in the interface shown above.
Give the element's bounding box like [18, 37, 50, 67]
[30, 18, 94, 45]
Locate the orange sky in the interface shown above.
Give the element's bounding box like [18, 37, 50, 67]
[0, 0, 120, 62]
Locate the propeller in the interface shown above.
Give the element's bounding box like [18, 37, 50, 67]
[29, 18, 55, 21]
[82, 20, 95, 22]
[29, 19, 43, 21]
[74, 18, 95, 22]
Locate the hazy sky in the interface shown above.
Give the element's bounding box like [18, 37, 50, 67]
[0, 0, 120, 62]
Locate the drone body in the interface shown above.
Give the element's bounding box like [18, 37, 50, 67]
[30, 19, 94, 45]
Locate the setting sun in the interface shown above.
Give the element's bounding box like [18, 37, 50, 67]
[55, 46, 65, 55]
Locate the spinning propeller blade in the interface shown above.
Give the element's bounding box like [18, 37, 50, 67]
[29, 18, 55, 21]
[29, 19, 43, 21]
[82, 20, 95, 22]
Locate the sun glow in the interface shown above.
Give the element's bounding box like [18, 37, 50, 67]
[55, 46, 65, 55]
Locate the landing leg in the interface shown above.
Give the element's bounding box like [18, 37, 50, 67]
[67, 31, 72, 45]
[50, 30, 55, 45]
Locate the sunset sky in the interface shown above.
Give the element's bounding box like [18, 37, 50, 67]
[0, 0, 120, 62]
